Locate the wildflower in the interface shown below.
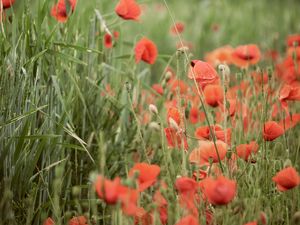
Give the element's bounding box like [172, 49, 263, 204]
[167, 107, 181, 126]
[263, 121, 284, 141]
[51, 0, 76, 23]
[164, 127, 188, 150]
[194, 125, 231, 144]
[201, 176, 236, 205]
[272, 166, 300, 192]
[188, 60, 219, 89]
[203, 84, 224, 107]
[236, 141, 259, 161]
[244, 222, 257, 225]
[135, 37, 158, 64]
[175, 215, 199, 225]
[231, 44, 261, 68]
[204, 45, 234, 66]
[94, 176, 121, 204]
[170, 22, 185, 35]
[286, 34, 300, 47]
[104, 31, 119, 49]
[152, 83, 164, 95]
[43, 218, 55, 225]
[69, 216, 88, 225]
[189, 140, 227, 165]
[2, 0, 15, 9]
[129, 162, 160, 191]
[115, 0, 141, 20]
[189, 106, 199, 124]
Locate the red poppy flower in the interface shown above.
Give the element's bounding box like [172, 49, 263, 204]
[117, 186, 140, 216]
[169, 79, 189, 94]
[69, 216, 88, 225]
[104, 31, 119, 49]
[201, 176, 236, 205]
[279, 113, 300, 130]
[188, 60, 219, 88]
[203, 84, 224, 107]
[129, 163, 160, 191]
[94, 176, 121, 204]
[279, 83, 300, 102]
[189, 106, 199, 124]
[175, 215, 199, 225]
[152, 83, 164, 95]
[135, 37, 158, 64]
[167, 107, 181, 126]
[51, 0, 76, 23]
[164, 127, 188, 150]
[286, 34, 300, 47]
[189, 140, 227, 165]
[231, 44, 261, 68]
[170, 22, 185, 35]
[272, 167, 300, 191]
[115, 0, 141, 21]
[244, 222, 257, 225]
[194, 125, 231, 145]
[236, 141, 259, 161]
[2, 0, 15, 9]
[204, 45, 234, 66]
[43, 217, 55, 225]
[263, 121, 284, 141]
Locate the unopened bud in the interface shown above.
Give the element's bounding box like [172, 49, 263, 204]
[218, 64, 230, 76]
[149, 122, 160, 131]
[149, 104, 158, 115]
[169, 117, 180, 131]
[165, 71, 172, 81]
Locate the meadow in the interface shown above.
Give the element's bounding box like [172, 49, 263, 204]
[0, 0, 300, 224]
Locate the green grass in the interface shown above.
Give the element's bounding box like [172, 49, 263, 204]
[0, 0, 300, 224]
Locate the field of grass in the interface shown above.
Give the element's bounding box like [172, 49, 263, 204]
[1, 0, 300, 224]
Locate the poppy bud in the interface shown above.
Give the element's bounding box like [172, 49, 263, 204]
[169, 118, 180, 131]
[149, 104, 158, 115]
[149, 122, 160, 131]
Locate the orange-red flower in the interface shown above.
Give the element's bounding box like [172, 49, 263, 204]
[236, 141, 259, 161]
[201, 176, 236, 205]
[167, 107, 181, 126]
[244, 222, 257, 225]
[51, 0, 76, 23]
[189, 106, 199, 124]
[194, 125, 231, 145]
[170, 22, 185, 35]
[272, 167, 300, 192]
[263, 121, 284, 141]
[188, 60, 219, 88]
[104, 31, 119, 49]
[164, 127, 188, 150]
[152, 83, 164, 95]
[69, 216, 88, 225]
[115, 0, 141, 21]
[231, 44, 261, 68]
[135, 37, 158, 64]
[286, 34, 300, 47]
[203, 84, 224, 107]
[189, 140, 227, 165]
[205, 45, 234, 66]
[2, 0, 15, 9]
[175, 215, 199, 225]
[43, 217, 55, 225]
[95, 176, 121, 204]
[129, 163, 160, 191]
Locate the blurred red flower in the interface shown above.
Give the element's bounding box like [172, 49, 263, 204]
[2, 0, 15, 9]
[201, 176, 236, 205]
[272, 167, 300, 192]
[115, 0, 141, 21]
[135, 37, 158, 64]
[104, 31, 119, 49]
[231, 44, 261, 68]
[263, 121, 284, 141]
[129, 162, 160, 191]
[51, 0, 76, 23]
[69, 216, 88, 225]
